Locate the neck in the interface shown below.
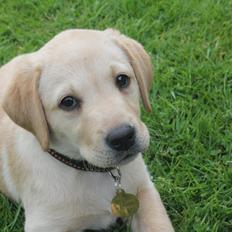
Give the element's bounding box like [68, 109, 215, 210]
[49, 134, 84, 158]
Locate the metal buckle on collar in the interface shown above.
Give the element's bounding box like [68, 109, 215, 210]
[109, 166, 121, 188]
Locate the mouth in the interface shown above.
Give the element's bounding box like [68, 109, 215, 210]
[117, 152, 139, 165]
[82, 141, 148, 168]
[122, 152, 136, 160]
[84, 151, 139, 169]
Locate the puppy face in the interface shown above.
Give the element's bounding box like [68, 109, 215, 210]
[2, 29, 153, 168]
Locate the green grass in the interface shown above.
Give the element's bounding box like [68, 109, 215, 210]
[0, 0, 232, 231]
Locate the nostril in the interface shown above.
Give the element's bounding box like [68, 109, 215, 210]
[126, 128, 135, 140]
[106, 124, 136, 151]
[111, 140, 123, 149]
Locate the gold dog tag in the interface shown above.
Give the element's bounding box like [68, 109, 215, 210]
[111, 188, 139, 218]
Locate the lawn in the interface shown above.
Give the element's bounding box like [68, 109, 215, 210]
[0, 0, 232, 231]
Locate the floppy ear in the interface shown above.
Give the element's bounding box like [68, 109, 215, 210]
[2, 62, 49, 150]
[107, 29, 153, 112]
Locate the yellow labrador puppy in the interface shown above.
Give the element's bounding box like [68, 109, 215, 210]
[0, 29, 174, 232]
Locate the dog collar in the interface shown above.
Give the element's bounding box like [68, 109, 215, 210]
[47, 149, 115, 172]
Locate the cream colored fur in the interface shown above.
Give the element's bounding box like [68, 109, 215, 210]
[0, 29, 174, 232]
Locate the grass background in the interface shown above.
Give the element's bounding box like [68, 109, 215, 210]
[0, 0, 232, 231]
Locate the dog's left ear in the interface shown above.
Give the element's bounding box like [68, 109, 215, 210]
[2, 58, 49, 150]
[106, 29, 153, 112]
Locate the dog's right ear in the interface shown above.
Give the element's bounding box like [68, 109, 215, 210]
[2, 58, 49, 150]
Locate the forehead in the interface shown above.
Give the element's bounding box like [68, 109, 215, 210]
[39, 29, 128, 66]
[40, 29, 131, 75]
[38, 30, 133, 102]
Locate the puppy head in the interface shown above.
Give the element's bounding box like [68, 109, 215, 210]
[2, 29, 153, 168]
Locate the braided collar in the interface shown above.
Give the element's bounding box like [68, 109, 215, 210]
[47, 149, 115, 172]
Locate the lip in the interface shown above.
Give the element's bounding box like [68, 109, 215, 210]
[85, 152, 138, 168]
[118, 152, 138, 165]
[122, 152, 136, 160]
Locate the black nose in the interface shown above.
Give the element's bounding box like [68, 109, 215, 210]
[106, 125, 136, 151]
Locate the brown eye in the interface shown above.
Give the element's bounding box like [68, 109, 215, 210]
[115, 74, 130, 89]
[59, 96, 80, 111]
